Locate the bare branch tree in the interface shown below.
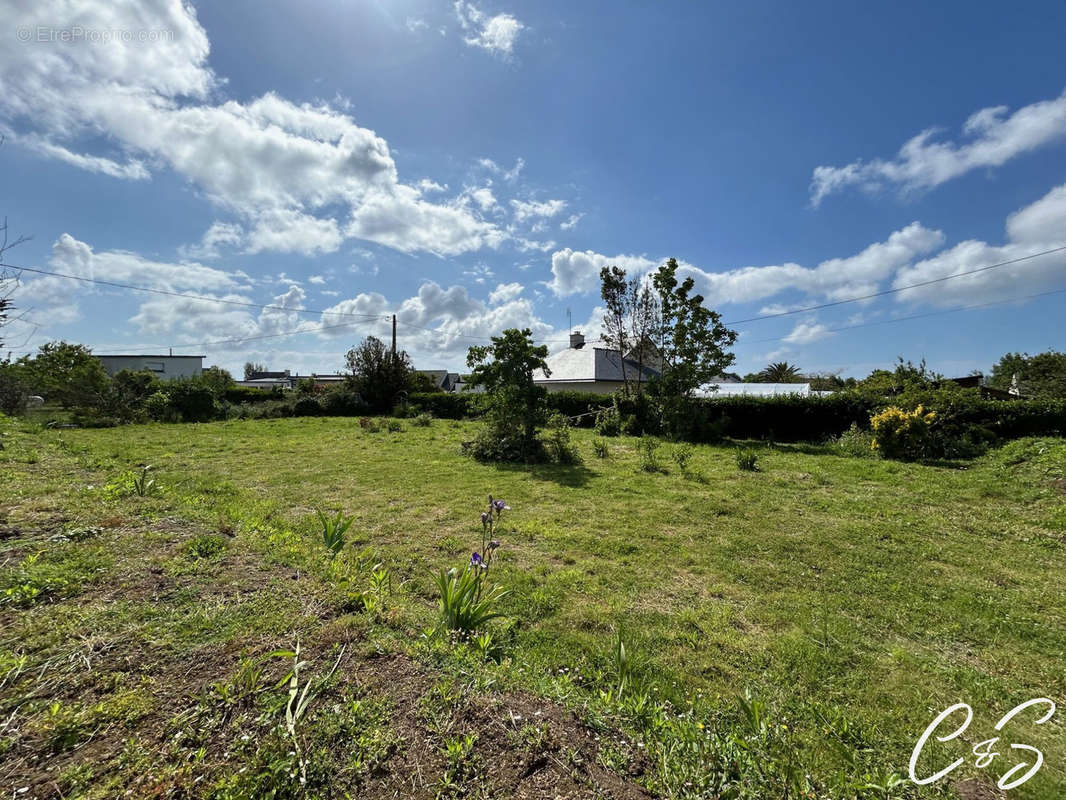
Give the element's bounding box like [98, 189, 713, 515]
[1, 136, 33, 352]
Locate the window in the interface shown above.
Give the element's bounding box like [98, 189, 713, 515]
[145, 361, 165, 373]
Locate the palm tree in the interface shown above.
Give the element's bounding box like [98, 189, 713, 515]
[759, 361, 803, 382]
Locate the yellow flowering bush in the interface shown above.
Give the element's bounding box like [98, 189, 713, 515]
[870, 405, 936, 461]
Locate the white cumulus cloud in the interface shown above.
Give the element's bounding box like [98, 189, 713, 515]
[811, 90, 1066, 205]
[488, 281, 524, 305]
[454, 1, 524, 57]
[1, 0, 507, 258]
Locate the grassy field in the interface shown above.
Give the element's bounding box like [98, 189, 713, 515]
[2, 415, 1065, 799]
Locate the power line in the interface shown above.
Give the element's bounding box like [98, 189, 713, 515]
[743, 285, 1066, 346]
[3, 263, 390, 321]
[91, 317, 388, 354]
[8, 243, 1065, 352]
[403, 245, 1066, 345]
[721, 245, 1066, 326]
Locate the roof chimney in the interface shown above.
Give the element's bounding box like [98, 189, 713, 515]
[569, 330, 585, 349]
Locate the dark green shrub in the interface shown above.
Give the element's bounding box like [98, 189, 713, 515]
[615, 394, 657, 437]
[697, 394, 875, 442]
[408, 392, 478, 419]
[108, 369, 161, 420]
[144, 391, 174, 422]
[165, 381, 219, 422]
[70, 412, 121, 428]
[0, 363, 28, 415]
[411, 412, 433, 427]
[223, 386, 283, 405]
[320, 389, 366, 416]
[253, 400, 294, 419]
[292, 396, 324, 417]
[467, 424, 547, 463]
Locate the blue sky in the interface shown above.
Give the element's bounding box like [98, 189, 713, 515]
[3, 0, 1065, 378]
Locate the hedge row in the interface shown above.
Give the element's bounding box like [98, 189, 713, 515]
[696, 394, 876, 442]
[406, 392, 478, 419]
[410, 389, 1066, 444]
[405, 390, 614, 423]
[136, 382, 1066, 447]
[693, 393, 1066, 443]
[223, 386, 285, 405]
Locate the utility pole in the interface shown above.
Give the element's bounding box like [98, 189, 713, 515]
[391, 314, 396, 356]
[567, 307, 572, 335]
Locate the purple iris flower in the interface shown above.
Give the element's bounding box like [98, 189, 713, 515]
[493, 499, 509, 512]
[470, 552, 485, 569]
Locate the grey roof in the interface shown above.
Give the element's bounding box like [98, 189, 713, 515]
[415, 369, 460, 391]
[534, 346, 660, 384]
[416, 369, 448, 379]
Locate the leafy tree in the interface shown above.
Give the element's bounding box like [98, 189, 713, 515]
[164, 379, 219, 422]
[344, 336, 413, 413]
[599, 265, 631, 394]
[599, 267, 663, 397]
[410, 371, 444, 392]
[0, 360, 28, 415]
[198, 365, 235, 395]
[758, 361, 803, 382]
[108, 369, 161, 418]
[0, 217, 30, 350]
[466, 328, 550, 462]
[17, 341, 111, 410]
[989, 350, 1066, 398]
[650, 258, 737, 398]
[857, 358, 940, 395]
[627, 276, 661, 396]
[808, 373, 853, 392]
[243, 361, 268, 380]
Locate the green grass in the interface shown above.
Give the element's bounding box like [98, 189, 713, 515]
[1, 415, 1065, 798]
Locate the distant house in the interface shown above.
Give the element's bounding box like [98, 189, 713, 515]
[696, 382, 816, 398]
[234, 371, 347, 391]
[533, 332, 661, 394]
[939, 375, 1022, 400]
[96, 354, 203, 380]
[235, 369, 291, 389]
[414, 370, 462, 393]
[299, 373, 346, 388]
[234, 378, 290, 390]
[247, 369, 291, 381]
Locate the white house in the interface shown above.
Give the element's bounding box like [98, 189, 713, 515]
[533, 332, 660, 394]
[96, 354, 204, 380]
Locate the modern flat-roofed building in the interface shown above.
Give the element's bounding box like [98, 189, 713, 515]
[96, 354, 204, 380]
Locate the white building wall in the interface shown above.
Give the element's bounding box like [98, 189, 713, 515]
[534, 380, 626, 395]
[96, 355, 204, 380]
